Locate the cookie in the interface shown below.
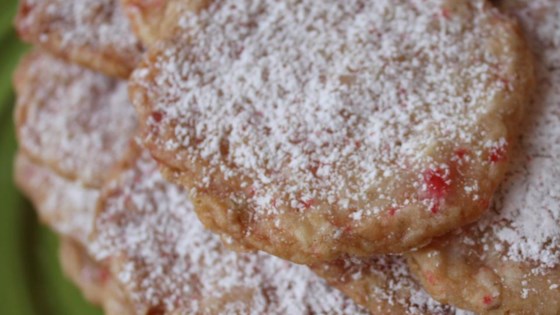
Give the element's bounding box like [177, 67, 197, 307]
[130, 0, 534, 263]
[59, 238, 134, 315]
[92, 146, 368, 314]
[14, 153, 98, 245]
[14, 52, 137, 188]
[499, 0, 560, 69]
[16, 153, 131, 314]
[15, 0, 143, 78]
[312, 255, 471, 314]
[408, 3, 560, 312]
[121, 0, 211, 47]
[41, 137, 466, 315]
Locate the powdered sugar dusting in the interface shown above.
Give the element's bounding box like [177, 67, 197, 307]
[460, 0, 560, 273]
[315, 255, 471, 314]
[493, 154, 560, 269]
[14, 154, 98, 246]
[17, 0, 142, 67]
[92, 149, 367, 314]
[15, 52, 137, 187]
[132, 0, 526, 257]
[502, 0, 560, 69]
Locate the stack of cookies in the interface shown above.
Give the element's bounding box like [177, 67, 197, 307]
[12, 0, 559, 314]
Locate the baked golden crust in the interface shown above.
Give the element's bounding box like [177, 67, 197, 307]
[408, 2, 560, 313]
[15, 0, 143, 78]
[130, 0, 535, 264]
[14, 52, 137, 188]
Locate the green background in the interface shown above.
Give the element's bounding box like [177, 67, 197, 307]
[0, 1, 102, 314]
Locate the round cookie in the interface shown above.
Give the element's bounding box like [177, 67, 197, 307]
[59, 238, 134, 315]
[15, 0, 143, 78]
[121, 0, 211, 47]
[408, 4, 560, 312]
[130, 0, 534, 263]
[92, 146, 368, 315]
[14, 52, 137, 188]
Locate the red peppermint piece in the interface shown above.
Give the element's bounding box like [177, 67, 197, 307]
[478, 198, 490, 210]
[429, 203, 440, 214]
[354, 140, 362, 149]
[454, 148, 469, 160]
[151, 111, 164, 123]
[441, 8, 451, 20]
[423, 168, 451, 199]
[425, 271, 437, 285]
[246, 186, 256, 197]
[489, 143, 508, 163]
[301, 199, 316, 209]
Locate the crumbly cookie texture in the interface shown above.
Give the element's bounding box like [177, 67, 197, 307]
[312, 255, 472, 314]
[121, 0, 211, 47]
[92, 147, 368, 315]
[14, 52, 137, 188]
[59, 238, 134, 315]
[15, 0, 143, 78]
[131, 0, 534, 263]
[408, 1, 560, 313]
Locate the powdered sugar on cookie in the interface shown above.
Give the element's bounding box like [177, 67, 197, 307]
[502, 0, 560, 69]
[132, 0, 532, 260]
[453, 0, 560, 274]
[92, 150, 367, 314]
[17, 0, 140, 58]
[408, 2, 560, 311]
[14, 154, 99, 246]
[15, 53, 137, 187]
[493, 155, 560, 269]
[315, 255, 472, 314]
[142, 0, 509, 212]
